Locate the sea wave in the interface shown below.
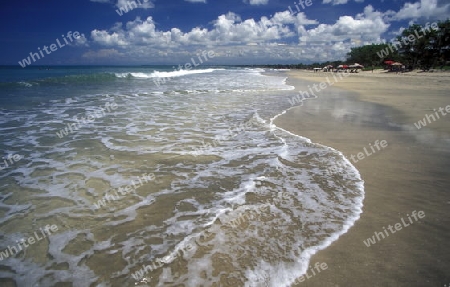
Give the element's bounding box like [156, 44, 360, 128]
[0, 67, 364, 286]
[114, 68, 225, 79]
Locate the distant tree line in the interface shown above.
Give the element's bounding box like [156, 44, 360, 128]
[238, 19, 449, 71]
[236, 61, 345, 70]
[347, 19, 450, 71]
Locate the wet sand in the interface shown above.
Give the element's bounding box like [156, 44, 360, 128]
[275, 70, 450, 286]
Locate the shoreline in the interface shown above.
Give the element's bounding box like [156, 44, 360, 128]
[275, 70, 450, 286]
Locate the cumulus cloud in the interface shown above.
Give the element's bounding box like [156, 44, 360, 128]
[81, 11, 320, 63]
[323, 0, 364, 5]
[117, 0, 154, 9]
[300, 5, 389, 44]
[90, 0, 154, 9]
[243, 0, 269, 5]
[81, 0, 448, 64]
[84, 5, 390, 63]
[89, 11, 318, 50]
[386, 0, 450, 21]
[91, 28, 129, 46]
[323, 0, 349, 5]
[291, 4, 390, 62]
[71, 33, 89, 47]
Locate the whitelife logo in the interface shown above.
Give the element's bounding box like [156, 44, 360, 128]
[288, 71, 350, 107]
[93, 173, 155, 210]
[376, 22, 439, 59]
[349, 140, 388, 164]
[18, 31, 83, 68]
[363, 211, 425, 247]
[287, 0, 313, 16]
[115, 0, 152, 16]
[0, 225, 58, 260]
[152, 50, 215, 87]
[292, 262, 328, 284]
[55, 101, 118, 139]
[0, 153, 22, 172]
[414, 104, 450, 130]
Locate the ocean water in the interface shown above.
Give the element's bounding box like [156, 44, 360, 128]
[0, 66, 364, 286]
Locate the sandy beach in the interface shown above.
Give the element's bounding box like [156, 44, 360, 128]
[276, 70, 450, 286]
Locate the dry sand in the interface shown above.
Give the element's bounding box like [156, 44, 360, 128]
[275, 70, 450, 287]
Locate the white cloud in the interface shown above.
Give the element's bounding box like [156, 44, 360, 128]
[386, 0, 450, 21]
[243, 0, 269, 5]
[78, 1, 448, 63]
[117, 0, 154, 9]
[91, 28, 129, 46]
[291, 5, 390, 62]
[300, 5, 389, 44]
[71, 33, 89, 47]
[90, 0, 154, 9]
[323, 0, 349, 5]
[323, 0, 364, 5]
[82, 12, 319, 63]
[83, 0, 450, 64]
[89, 11, 318, 50]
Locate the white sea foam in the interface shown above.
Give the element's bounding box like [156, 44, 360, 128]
[114, 68, 225, 79]
[0, 67, 364, 286]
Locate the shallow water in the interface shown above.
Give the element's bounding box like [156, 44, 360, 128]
[0, 66, 364, 286]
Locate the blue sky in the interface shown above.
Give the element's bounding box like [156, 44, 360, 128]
[1, 0, 449, 65]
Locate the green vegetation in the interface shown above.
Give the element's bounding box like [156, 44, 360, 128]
[347, 19, 450, 71]
[240, 20, 449, 71]
[346, 44, 401, 69]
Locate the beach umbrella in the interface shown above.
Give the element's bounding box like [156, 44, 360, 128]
[391, 62, 403, 66]
[384, 60, 395, 65]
